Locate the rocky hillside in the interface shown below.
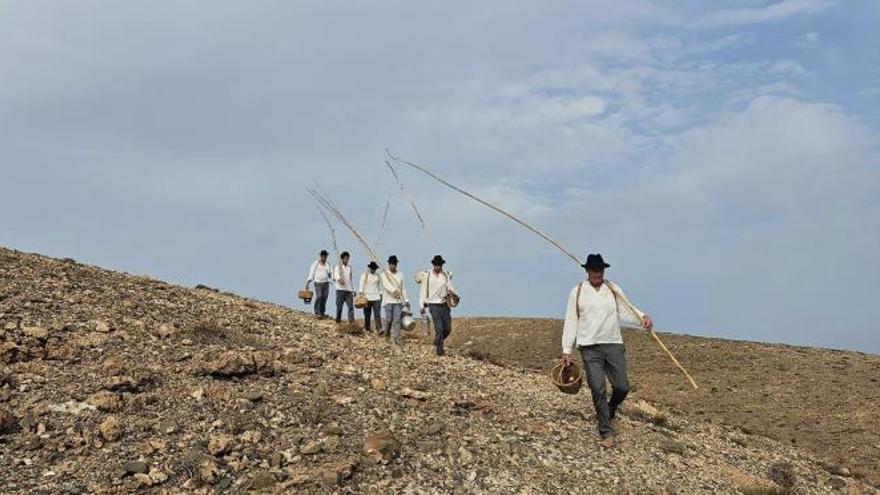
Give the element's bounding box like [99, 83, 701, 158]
[0, 246, 874, 494]
[450, 318, 880, 489]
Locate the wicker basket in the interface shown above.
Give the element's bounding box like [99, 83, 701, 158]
[298, 289, 313, 304]
[354, 295, 368, 309]
[401, 313, 416, 332]
[549, 360, 583, 395]
[445, 293, 461, 308]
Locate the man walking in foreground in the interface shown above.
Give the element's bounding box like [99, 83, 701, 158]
[380, 255, 410, 344]
[420, 255, 457, 356]
[358, 261, 383, 333]
[333, 251, 355, 324]
[561, 253, 653, 448]
[305, 249, 332, 319]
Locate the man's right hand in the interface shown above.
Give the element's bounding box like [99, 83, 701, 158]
[561, 353, 572, 368]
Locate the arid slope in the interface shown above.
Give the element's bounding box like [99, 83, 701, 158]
[451, 317, 880, 488]
[0, 247, 875, 494]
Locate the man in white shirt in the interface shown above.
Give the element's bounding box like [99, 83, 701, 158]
[358, 261, 383, 333]
[560, 253, 653, 448]
[332, 251, 355, 324]
[420, 255, 457, 356]
[379, 255, 410, 344]
[305, 250, 332, 319]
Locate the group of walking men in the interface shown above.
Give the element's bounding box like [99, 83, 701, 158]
[307, 248, 655, 447]
[305, 250, 457, 355]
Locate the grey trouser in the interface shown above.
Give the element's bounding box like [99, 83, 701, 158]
[335, 290, 354, 322]
[363, 300, 382, 331]
[579, 343, 630, 438]
[383, 303, 403, 343]
[313, 282, 330, 316]
[428, 304, 452, 352]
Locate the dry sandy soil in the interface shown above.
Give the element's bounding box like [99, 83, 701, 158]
[449, 317, 880, 488]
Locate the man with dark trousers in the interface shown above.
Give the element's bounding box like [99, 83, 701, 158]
[332, 251, 355, 324]
[560, 253, 653, 448]
[305, 250, 332, 319]
[419, 255, 457, 356]
[358, 261, 383, 333]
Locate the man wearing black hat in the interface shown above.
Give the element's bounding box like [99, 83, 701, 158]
[305, 250, 332, 318]
[358, 261, 383, 333]
[420, 255, 457, 356]
[560, 253, 653, 448]
[379, 255, 410, 344]
[333, 251, 355, 324]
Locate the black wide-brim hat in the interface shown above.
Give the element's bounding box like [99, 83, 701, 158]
[581, 253, 610, 270]
[431, 255, 446, 266]
[367, 261, 379, 269]
[387, 255, 399, 264]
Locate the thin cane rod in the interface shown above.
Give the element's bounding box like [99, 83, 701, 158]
[309, 189, 405, 297]
[313, 191, 405, 297]
[385, 160, 436, 253]
[374, 196, 390, 251]
[386, 149, 581, 265]
[314, 203, 339, 256]
[649, 331, 699, 389]
[610, 284, 699, 390]
[310, 190, 378, 262]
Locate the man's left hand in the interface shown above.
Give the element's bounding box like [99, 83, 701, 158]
[642, 315, 654, 330]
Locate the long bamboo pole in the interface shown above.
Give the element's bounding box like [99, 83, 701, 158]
[374, 196, 391, 251]
[386, 149, 698, 390]
[650, 331, 699, 389]
[385, 160, 436, 253]
[315, 203, 339, 256]
[309, 189, 405, 297]
[386, 149, 581, 264]
[609, 285, 699, 389]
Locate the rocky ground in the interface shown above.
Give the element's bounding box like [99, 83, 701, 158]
[0, 246, 876, 494]
[449, 318, 880, 490]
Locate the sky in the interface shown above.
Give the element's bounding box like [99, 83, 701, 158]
[1, 1, 878, 353]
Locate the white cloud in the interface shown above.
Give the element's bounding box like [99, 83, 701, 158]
[696, 0, 835, 29]
[795, 31, 821, 48]
[766, 60, 808, 77]
[859, 87, 880, 98]
[685, 32, 756, 55]
[726, 81, 802, 105]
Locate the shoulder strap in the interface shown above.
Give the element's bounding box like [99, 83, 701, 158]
[604, 281, 621, 313]
[575, 282, 584, 318]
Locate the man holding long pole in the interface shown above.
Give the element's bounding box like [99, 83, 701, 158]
[380, 255, 410, 344]
[561, 253, 653, 449]
[420, 255, 457, 356]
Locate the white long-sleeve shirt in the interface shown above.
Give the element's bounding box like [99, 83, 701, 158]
[419, 270, 456, 307]
[561, 280, 645, 354]
[359, 271, 382, 301]
[379, 270, 408, 305]
[307, 260, 332, 284]
[332, 264, 354, 292]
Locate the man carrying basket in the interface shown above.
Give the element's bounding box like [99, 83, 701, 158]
[560, 254, 653, 448]
[420, 255, 458, 356]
